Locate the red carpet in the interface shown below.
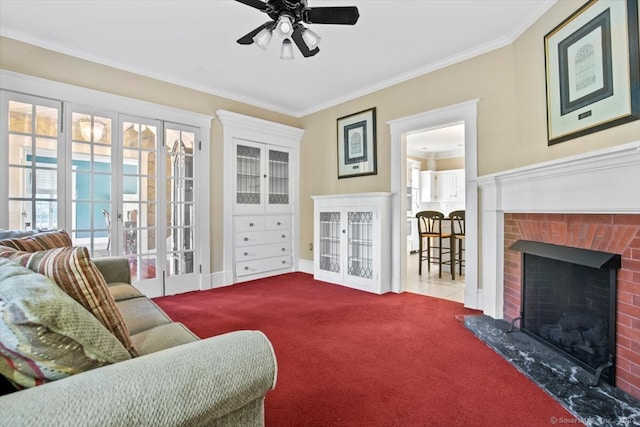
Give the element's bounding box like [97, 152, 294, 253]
[154, 272, 577, 426]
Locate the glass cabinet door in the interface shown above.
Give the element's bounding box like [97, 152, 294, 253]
[268, 148, 289, 206]
[318, 211, 341, 274]
[347, 211, 374, 280]
[235, 142, 262, 207]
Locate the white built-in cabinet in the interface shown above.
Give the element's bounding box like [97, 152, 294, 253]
[312, 193, 391, 294]
[420, 169, 465, 202]
[218, 110, 303, 284]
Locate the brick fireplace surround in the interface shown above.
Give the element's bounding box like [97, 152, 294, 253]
[503, 213, 640, 399]
[478, 141, 640, 402]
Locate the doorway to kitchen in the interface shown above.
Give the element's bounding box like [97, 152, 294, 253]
[388, 100, 480, 310]
[405, 123, 466, 302]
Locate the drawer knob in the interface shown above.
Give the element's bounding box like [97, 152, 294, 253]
[277, 221, 281, 225]
[244, 252, 248, 256]
[244, 237, 249, 242]
[249, 223, 254, 227]
[282, 260, 286, 264]
[281, 247, 285, 251]
[282, 234, 286, 238]
[244, 266, 249, 270]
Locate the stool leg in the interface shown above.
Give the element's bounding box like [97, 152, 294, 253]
[451, 235, 455, 280]
[427, 237, 431, 273]
[418, 235, 423, 275]
[437, 235, 442, 278]
[459, 239, 463, 276]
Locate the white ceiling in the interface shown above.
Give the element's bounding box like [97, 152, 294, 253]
[0, 0, 556, 119]
[407, 122, 465, 160]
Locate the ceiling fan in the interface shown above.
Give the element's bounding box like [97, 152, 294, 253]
[235, 0, 360, 59]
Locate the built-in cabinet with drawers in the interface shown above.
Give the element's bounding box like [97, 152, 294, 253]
[218, 110, 304, 284]
[312, 193, 392, 294]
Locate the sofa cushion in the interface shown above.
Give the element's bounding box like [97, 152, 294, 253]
[108, 283, 144, 301]
[0, 229, 72, 251]
[0, 246, 138, 357]
[116, 298, 172, 336]
[0, 258, 131, 389]
[130, 323, 199, 355]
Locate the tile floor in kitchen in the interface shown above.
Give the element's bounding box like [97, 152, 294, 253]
[405, 252, 465, 303]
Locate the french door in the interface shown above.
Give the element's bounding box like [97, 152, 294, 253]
[2, 91, 202, 297]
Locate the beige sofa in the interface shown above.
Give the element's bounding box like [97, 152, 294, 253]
[0, 255, 278, 426]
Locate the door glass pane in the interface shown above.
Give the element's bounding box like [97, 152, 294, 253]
[165, 128, 195, 276]
[236, 144, 261, 205]
[6, 98, 60, 231]
[319, 211, 341, 273]
[71, 112, 112, 256]
[269, 149, 289, 205]
[35, 105, 58, 137]
[348, 211, 373, 279]
[123, 121, 158, 281]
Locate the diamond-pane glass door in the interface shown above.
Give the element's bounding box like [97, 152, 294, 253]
[347, 211, 373, 279]
[236, 143, 261, 206]
[319, 211, 341, 274]
[268, 148, 289, 205]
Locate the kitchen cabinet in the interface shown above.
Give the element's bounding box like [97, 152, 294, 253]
[312, 193, 391, 294]
[421, 169, 465, 202]
[420, 170, 437, 202]
[436, 169, 465, 202]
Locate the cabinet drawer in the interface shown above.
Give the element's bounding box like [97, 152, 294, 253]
[264, 215, 291, 230]
[234, 216, 266, 232]
[236, 256, 292, 277]
[235, 242, 292, 261]
[236, 230, 291, 247]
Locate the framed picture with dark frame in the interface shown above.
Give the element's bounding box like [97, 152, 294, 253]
[544, 0, 640, 145]
[337, 107, 377, 178]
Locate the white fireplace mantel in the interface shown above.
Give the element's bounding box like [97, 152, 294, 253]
[477, 141, 640, 318]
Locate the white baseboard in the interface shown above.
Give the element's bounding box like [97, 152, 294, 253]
[297, 259, 314, 275]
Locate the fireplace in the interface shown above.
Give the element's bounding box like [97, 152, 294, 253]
[511, 240, 621, 385]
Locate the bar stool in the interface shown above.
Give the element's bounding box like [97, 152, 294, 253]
[416, 210, 451, 278]
[450, 210, 465, 279]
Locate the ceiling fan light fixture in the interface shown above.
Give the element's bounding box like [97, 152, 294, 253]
[253, 27, 273, 49]
[276, 15, 294, 38]
[301, 27, 321, 49]
[280, 39, 295, 60]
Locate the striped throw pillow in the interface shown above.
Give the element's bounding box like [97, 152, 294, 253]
[0, 229, 72, 252]
[0, 258, 131, 389]
[0, 246, 138, 357]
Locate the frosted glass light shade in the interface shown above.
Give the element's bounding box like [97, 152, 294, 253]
[280, 39, 294, 60]
[253, 27, 273, 50]
[301, 28, 321, 49]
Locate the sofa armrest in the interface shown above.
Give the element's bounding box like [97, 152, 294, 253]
[92, 256, 131, 285]
[0, 330, 277, 427]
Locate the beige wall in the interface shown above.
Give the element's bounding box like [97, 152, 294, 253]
[436, 157, 464, 171]
[2, 0, 638, 271]
[0, 37, 302, 273]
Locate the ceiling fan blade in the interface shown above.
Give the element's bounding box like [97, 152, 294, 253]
[237, 22, 272, 45]
[291, 25, 319, 57]
[304, 6, 359, 25]
[234, 0, 269, 12]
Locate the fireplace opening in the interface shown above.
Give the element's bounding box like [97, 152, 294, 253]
[510, 240, 621, 385]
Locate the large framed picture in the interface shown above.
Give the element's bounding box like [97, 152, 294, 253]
[337, 107, 377, 178]
[544, 0, 640, 145]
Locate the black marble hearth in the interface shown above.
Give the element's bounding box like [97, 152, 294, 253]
[463, 315, 640, 427]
